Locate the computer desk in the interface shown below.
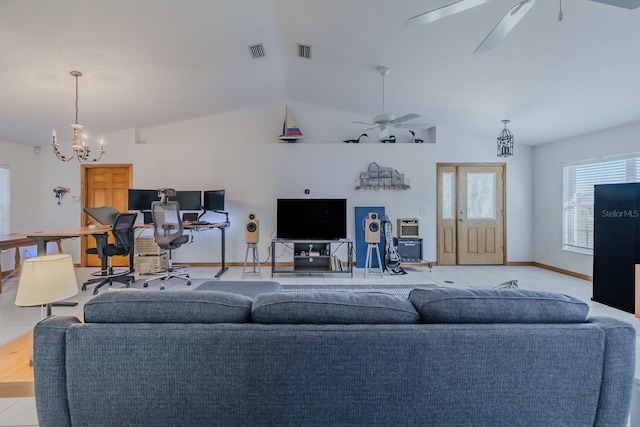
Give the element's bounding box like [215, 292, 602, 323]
[21, 226, 110, 257]
[0, 234, 47, 293]
[136, 221, 230, 278]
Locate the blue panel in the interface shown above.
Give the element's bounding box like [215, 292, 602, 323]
[354, 206, 385, 268]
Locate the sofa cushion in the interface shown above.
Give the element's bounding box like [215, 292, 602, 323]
[252, 291, 420, 324]
[194, 280, 282, 298]
[84, 290, 252, 323]
[409, 287, 589, 324]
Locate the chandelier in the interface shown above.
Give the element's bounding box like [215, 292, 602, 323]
[496, 119, 514, 158]
[51, 71, 105, 163]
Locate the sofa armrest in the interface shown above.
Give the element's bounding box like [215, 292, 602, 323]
[33, 315, 81, 427]
[587, 316, 636, 427]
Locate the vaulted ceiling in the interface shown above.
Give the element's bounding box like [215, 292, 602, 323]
[1, 0, 639, 147]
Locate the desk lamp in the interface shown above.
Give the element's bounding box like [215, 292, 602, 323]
[15, 254, 79, 317]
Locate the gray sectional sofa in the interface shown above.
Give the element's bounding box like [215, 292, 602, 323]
[33, 287, 635, 426]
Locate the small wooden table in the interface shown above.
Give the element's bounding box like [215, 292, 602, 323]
[0, 234, 63, 293]
[0, 331, 34, 398]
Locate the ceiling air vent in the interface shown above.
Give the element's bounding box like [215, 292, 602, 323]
[248, 43, 266, 59]
[297, 44, 311, 59]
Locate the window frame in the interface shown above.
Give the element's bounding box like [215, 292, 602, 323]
[562, 154, 640, 255]
[0, 165, 9, 235]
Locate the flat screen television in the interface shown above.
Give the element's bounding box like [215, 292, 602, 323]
[277, 198, 347, 240]
[174, 190, 202, 210]
[127, 189, 160, 211]
[204, 190, 225, 211]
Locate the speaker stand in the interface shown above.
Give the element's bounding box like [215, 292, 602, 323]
[243, 243, 261, 278]
[364, 243, 383, 278]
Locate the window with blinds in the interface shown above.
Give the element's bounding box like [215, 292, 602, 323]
[0, 165, 9, 235]
[562, 155, 639, 255]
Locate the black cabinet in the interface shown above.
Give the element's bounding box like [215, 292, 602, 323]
[271, 239, 353, 277]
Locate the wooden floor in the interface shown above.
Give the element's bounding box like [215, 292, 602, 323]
[0, 331, 34, 398]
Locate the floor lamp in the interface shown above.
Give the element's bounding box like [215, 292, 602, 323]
[15, 254, 79, 366]
[15, 254, 79, 318]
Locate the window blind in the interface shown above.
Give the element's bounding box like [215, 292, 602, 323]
[0, 165, 9, 235]
[562, 156, 639, 254]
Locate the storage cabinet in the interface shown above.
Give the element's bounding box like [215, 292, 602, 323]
[134, 237, 168, 274]
[271, 239, 353, 277]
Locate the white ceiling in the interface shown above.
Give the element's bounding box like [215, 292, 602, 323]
[1, 0, 639, 147]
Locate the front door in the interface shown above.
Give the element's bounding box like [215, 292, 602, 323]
[81, 164, 133, 267]
[437, 164, 506, 265]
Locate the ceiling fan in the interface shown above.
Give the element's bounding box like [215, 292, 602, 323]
[404, 0, 640, 54]
[352, 66, 432, 138]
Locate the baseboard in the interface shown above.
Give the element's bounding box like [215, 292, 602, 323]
[532, 262, 592, 282]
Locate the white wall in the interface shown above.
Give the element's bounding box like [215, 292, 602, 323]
[533, 120, 640, 277]
[2, 102, 534, 268]
[0, 140, 42, 268]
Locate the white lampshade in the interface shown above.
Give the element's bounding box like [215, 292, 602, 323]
[15, 254, 79, 307]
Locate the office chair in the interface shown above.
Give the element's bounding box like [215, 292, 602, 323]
[144, 196, 191, 289]
[82, 212, 137, 295]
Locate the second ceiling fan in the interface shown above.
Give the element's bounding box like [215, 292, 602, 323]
[404, 0, 640, 54]
[352, 66, 431, 138]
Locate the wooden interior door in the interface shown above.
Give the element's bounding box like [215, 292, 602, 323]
[437, 164, 506, 265]
[81, 164, 133, 267]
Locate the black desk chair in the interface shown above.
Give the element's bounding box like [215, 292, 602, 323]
[144, 199, 191, 290]
[82, 213, 137, 295]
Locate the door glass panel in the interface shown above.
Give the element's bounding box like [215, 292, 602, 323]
[467, 172, 496, 219]
[441, 172, 455, 219]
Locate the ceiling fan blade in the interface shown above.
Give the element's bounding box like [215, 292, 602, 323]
[352, 121, 376, 125]
[404, 0, 495, 27]
[392, 113, 421, 123]
[353, 124, 381, 132]
[589, 0, 640, 8]
[395, 123, 433, 129]
[474, 0, 535, 54]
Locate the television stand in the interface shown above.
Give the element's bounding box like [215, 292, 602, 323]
[271, 239, 353, 278]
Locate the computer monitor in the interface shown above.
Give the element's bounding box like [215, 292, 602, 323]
[203, 190, 225, 212]
[174, 190, 202, 211]
[127, 189, 160, 211]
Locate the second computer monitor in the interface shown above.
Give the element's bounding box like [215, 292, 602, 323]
[203, 190, 225, 212]
[128, 189, 160, 211]
[174, 190, 202, 211]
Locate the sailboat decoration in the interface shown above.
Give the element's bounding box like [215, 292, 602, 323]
[278, 104, 303, 142]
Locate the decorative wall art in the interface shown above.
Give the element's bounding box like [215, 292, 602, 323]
[355, 162, 410, 190]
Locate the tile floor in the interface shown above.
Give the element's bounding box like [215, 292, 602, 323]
[0, 264, 638, 426]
